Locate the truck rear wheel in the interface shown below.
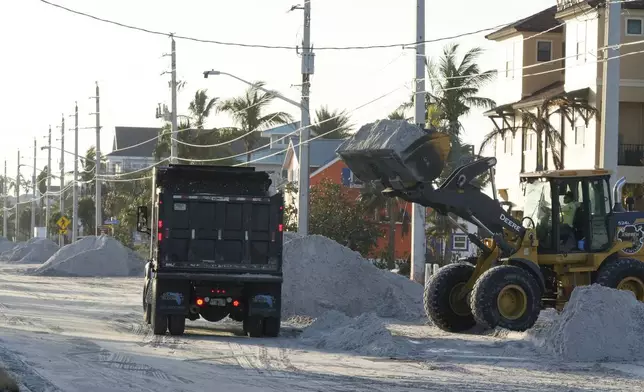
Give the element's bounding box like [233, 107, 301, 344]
[263, 317, 280, 337]
[143, 286, 151, 324]
[151, 305, 168, 335]
[168, 315, 186, 336]
[244, 316, 264, 338]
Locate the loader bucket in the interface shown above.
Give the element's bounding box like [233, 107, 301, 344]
[336, 119, 450, 189]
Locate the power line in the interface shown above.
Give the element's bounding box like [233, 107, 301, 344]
[37, 0, 522, 51]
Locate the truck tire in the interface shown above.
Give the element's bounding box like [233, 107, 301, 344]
[244, 316, 264, 338]
[596, 258, 644, 301]
[424, 263, 476, 332]
[168, 315, 186, 336]
[263, 317, 280, 337]
[470, 265, 541, 331]
[143, 286, 151, 324]
[151, 304, 168, 335]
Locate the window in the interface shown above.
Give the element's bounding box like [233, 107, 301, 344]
[452, 234, 468, 251]
[505, 44, 514, 79]
[525, 132, 535, 151]
[576, 22, 586, 62]
[575, 125, 585, 145]
[588, 178, 611, 251]
[626, 18, 643, 36]
[523, 179, 553, 250]
[504, 134, 513, 155]
[350, 171, 364, 187]
[537, 41, 552, 62]
[270, 134, 286, 147]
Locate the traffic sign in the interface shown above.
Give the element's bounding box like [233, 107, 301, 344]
[58, 228, 68, 235]
[57, 216, 71, 230]
[104, 219, 120, 225]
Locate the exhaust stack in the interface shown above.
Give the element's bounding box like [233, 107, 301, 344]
[612, 176, 626, 212]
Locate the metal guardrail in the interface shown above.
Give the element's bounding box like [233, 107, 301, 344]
[618, 144, 644, 166]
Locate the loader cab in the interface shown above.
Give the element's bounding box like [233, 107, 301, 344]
[520, 170, 612, 254]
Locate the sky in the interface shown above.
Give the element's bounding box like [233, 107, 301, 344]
[0, 0, 555, 181]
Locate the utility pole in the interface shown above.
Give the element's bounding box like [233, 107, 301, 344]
[411, 0, 426, 284]
[72, 102, 79, 242]
[31, 138, 36, 238]
[15, 150, 19, 242]
[60, 115, 65, 246]
[90, 82, 102, 235]
[46, 126, 52, 239]
[297, 0, 313, 236]
[170, 35, 178, 164]
[3, 160, 7, 238]
[600, 0, 621, 190]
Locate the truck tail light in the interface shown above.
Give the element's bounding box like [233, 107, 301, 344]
[158, 220, 163, 229]
[158, 232, 163, 242]
[278, 224, 283, 232]
[196, 298, 204, 306]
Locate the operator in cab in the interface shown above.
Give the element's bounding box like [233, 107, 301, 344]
[559, 191, 580, 250]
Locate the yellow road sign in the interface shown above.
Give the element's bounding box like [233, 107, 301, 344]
[57, 216, 70, 230]
[59, 228, 68, 235]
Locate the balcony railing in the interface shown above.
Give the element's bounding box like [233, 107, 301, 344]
[619, 144, 644, 166]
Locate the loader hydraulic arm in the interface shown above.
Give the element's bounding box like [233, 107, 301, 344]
[385, 157, 526, 256]
[335, 119, 526, 257]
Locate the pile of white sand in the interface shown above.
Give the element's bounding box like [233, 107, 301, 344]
[300, 310, 412, 357]
[530, 284, 644, 362]
[0, 238, 59, 264]
[0, 237, 16, 254]
[281, 234, 424, 321]
[34, 235, 145, 277]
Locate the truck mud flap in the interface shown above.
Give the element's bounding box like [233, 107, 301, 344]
[248, 294, 280, 317]
[246, 283, 281, 318]
[153, 279, 190, 316]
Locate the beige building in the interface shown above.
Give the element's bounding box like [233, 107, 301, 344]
[483, 0, 644, 211]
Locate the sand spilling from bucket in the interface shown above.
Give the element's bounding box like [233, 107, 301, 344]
[281, 234, 424, 321]
[34, 235, 145, 277]
[300, 310, 412, 357]
[0, 238, 59, 264]
[527, 284, 644, 362]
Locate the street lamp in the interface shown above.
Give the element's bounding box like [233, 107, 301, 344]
[203, 69, 311, 236]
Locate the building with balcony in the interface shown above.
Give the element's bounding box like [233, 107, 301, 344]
[482, 1, 644, 211]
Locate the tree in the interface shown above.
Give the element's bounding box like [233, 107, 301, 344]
[309, 179, 382, 257]
[311, 106, 352, 139]
[37, 166, 48, 196]
[217, 81, 293, 162]
[398, 43, 495, 264]
[188, 89, 218, 129]
[479, 97, 598, 171]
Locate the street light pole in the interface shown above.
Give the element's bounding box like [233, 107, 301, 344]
[73, 102, 79, 242]
[46, 126, 52, 239]
[15, 150, 19, 242]
[411, 0, 427, 284]
[31, 138, 36, 238]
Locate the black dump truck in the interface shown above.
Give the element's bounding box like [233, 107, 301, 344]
[136, 164, 284, 337]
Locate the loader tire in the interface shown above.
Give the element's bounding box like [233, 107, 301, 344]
[424, 263, 476, 332]
[470, 265, 541, 331]
[596, 258, 644, 301]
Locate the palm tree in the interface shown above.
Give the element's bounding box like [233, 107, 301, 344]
[189, 89, 218, 129]
[400, 43, 496, 137]
[478, 97, 598, 171]
[398, 43, 495, 265]
[311, 106, 353, 139]
[217, 81, 293, 163]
